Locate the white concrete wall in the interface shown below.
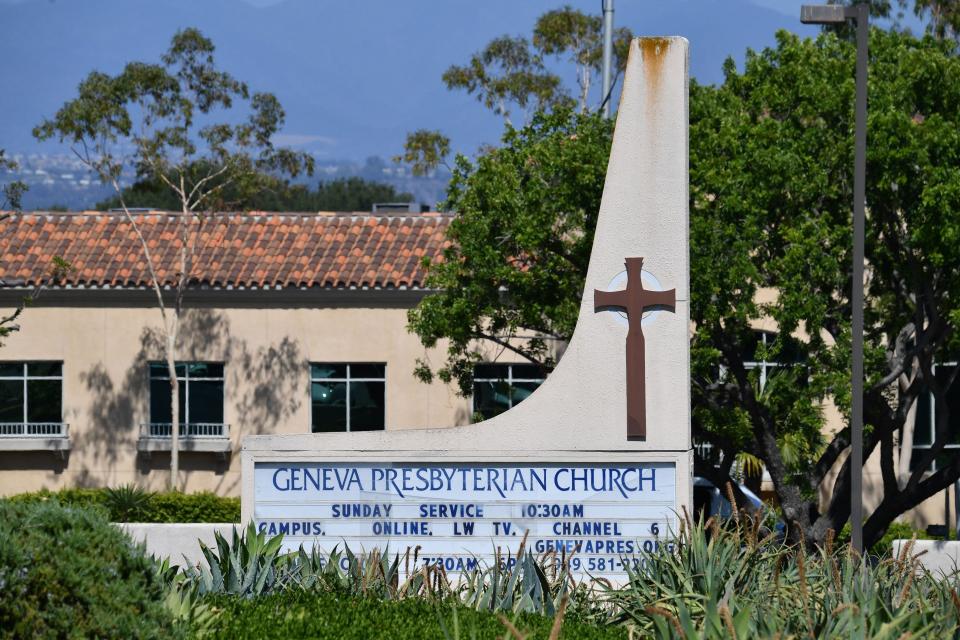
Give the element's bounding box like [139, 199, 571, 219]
[892, 539, 960, 577]
[119, 522, 238, 567]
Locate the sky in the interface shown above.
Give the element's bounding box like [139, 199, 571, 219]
[0, 0, 922, 163]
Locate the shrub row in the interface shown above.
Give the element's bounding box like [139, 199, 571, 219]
[202, 591, 628, 640]
[7, 486, 240, 523]
[0, 500, 178, 639]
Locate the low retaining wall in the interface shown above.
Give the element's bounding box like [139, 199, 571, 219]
[118, 523, 238, 567]
[892, 539, 960, 576]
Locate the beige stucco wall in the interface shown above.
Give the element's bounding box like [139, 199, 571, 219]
[1, 292, 951, 528]
[0, 299, 478, 495]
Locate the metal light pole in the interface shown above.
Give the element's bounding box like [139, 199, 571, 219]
[801, 3, 869, 555]
[601, 0, 614, 117]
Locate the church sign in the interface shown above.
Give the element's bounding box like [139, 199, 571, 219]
[255, 461, 676, 576]
[242, 36, 692, 581]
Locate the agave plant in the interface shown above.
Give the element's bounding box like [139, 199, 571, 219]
[183, 522, 285, 597]
[104, 484, 154, 522]
[608, 509, 960, 638]
[455, 537, 576, 617]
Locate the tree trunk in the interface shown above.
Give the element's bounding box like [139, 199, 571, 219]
[167, 332, 179, 491]
[897, 374, 917, 487]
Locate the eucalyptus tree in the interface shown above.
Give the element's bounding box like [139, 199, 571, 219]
[34, 28, 312, 488]
[399, 6, 632, 177]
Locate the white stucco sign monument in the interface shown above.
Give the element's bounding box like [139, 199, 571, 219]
[242, 37, 692, 580]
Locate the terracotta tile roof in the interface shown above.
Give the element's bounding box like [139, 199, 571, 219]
[0, 211, 451, 290]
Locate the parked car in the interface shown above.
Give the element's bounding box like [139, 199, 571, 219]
[693, 476, 763, 520]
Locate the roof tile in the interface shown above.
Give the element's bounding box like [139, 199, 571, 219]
[0, 211, 451, 290]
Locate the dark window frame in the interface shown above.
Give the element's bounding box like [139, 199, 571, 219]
[148, 361, 225, 427]
[309, 363, 386, 433]
[911, 361, 960, 473]
[471, 363, 545, 421]
[0, 361, 63, 425]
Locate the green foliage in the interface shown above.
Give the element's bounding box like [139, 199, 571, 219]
[95, 173, 412, 212]
[413, 25, 960, 546]
[395, 129, 451, 177]
[0, 148, 26, 211]
[606, 513, 960, 638]
[408, 107, 612, 394]
[34, 27, 313, 207]
[439, 6, 633, 124]
[442, 35, 567, 126]
[836, 520, 937, 557]
[169, 514, 959, 638]
[689, 27, 960, 545]
[200, 591, 626, 640]
[105, 484, 154, 522]
[178, 526, 580, 618]
[533, 6, 632, 111]
[185, 523, 284, 597]
[398, 7, 633, 179]
[0, 500, 178, 639]
[8, 487, 240, 523]
[147, 490, 240, 523]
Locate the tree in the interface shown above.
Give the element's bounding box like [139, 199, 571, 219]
[95, 171, 411, 212]
[533, 6, 632, 112]
[0, 149, 26, 214]
[410, 27, 960, 548]
[398, 7, 632, 174]
[442, 36, 566, 127]
[689, 28, 960, 548]
[408, 107, 612, 394]
[34, 28, 312, 489]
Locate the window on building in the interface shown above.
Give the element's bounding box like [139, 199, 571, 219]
[472, 363, 546, 421]
[741, 330, 806, 391]
[0, 362, 63, 433]
[310, 363, 385, 432]
[148, 362, 224, 436]
[698, 330, 805, 470]
[911, 362, 960, 473]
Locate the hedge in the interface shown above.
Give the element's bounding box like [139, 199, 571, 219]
[0, 500, 178, 639]
[7, 487, 240, 523]
[202, 591, 629, 640]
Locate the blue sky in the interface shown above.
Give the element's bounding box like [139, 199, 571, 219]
[0, 0, 920, 163]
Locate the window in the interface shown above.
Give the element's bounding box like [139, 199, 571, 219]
[911, 362, 960, 473]
[310, 364, 385, 432]
[148, 362, 224, 436]
[472, 363, 546, 421]
[0, 362, 63, 434]
[699, 330, 805, 470]
[742, 330, 806, 392]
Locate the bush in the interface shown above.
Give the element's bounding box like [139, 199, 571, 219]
[0, 500, 178, 639]
[835, 520, 935, 557]
[202, 591, 628, 640]
[8, 487, 240, 523]
[147, 490, 239, 523]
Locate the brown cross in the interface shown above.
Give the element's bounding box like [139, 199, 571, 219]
[594, 257, 676, 439]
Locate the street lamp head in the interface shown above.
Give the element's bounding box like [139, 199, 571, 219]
[800, 5, 847, 24]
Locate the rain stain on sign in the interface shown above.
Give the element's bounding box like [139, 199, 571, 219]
[639, 37, 672, 112]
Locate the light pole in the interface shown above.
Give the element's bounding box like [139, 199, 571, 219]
[800, 3, 868, 555]
[601, 0, 614, 117]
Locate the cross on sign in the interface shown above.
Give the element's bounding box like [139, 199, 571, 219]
[594, 257, 676, 439]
